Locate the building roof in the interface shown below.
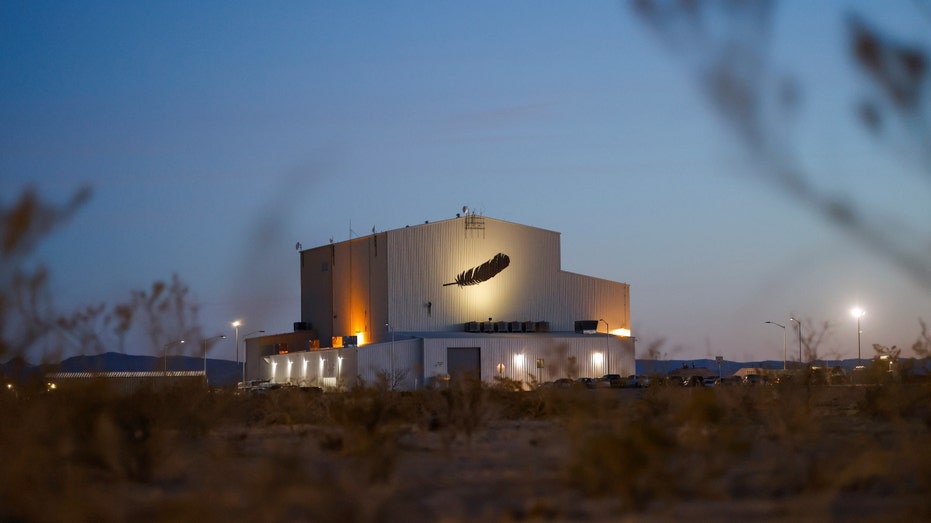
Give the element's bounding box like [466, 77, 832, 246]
[47, 371, 205, 379]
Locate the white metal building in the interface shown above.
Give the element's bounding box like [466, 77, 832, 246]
[247, 213, 634, 389]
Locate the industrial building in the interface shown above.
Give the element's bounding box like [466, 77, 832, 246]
[245, 212, 634, 390]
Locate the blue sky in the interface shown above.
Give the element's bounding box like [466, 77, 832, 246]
[3, 1, 929, 364]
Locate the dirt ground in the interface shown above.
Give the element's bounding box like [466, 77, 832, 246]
[4, 384, 930, 522]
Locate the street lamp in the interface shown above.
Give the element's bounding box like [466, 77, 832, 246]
[163, 339, 185, 372]
[765, 321, 786, 370]
[386, 323, 395, 389]
[242, 329, 265, 384]
[789, 317, 802, 368]
[203, 334, 227, 377]
[600, 319, 610, 375]
[232, 320, 241, 367]
[851, 307, 865, 366]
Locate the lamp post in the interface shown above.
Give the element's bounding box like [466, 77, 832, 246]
[599, 318, 610, 375]
[163, 339, 185, 373]
[851, 307, 865, 366]
[203, 334, 227, 377]
[789, 317, 802, 368]
[242, 329, 265, 384]
[386, 323, 395, 389]
[765, 321, 786, 370]
[232, 320, 241, 369]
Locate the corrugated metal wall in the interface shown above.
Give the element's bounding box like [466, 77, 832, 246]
[302, 217, 630, 341]
[556, 271, 630, 333]
[422, 335, 635, 386]
[262, 340, 424, 390]
[264, 347, 358, 389]
[357, 338, 423, 389]
[300, 245, 335, 341]
[263, 335, 635, 390]
[386, 217, 564, 332]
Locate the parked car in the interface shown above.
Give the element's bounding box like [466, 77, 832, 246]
[600, 374, 624, 388]
[575, 377, 597, 389]
[589, 377, 612, 389]
[553, 378, 575, 388]
[237, 379, 281, 394]
[625, 375, 651, 388]
[702, 376, 718, 387]
[743, 374, 766, 385]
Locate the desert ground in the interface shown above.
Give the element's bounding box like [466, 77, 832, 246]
[2, 379, 930, 522]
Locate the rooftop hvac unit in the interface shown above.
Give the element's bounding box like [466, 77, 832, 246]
[495, 321, 508, 332]
[465, 321, 480, 332]
[535, 321, 550, 332]
[522, 321, 536, 332]
[481, 322, 496, 333]
[575, 320, 599, 333]
[509, 321, 522, 332]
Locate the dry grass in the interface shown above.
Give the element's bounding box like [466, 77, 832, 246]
[1, 379, 930, 522]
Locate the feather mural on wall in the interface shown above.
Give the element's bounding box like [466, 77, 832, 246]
[443, 253, 511, 287]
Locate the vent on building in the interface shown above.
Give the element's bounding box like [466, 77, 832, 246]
[464, 211, 485, 238]
[294, 321, 312, 331]
[574, 320, 600, 333]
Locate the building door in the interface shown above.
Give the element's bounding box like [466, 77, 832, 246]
[447, 347, 481, 380]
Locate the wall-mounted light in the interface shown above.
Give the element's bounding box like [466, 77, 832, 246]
[513, 354, 524, 367]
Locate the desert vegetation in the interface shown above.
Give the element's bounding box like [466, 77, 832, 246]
[2, 373, 930, 522]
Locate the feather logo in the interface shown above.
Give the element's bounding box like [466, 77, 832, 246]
[444, 253, 511, 287]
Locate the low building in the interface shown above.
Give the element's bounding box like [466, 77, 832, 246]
[246, 213, 634, 390]
[45, 371, 205, 395]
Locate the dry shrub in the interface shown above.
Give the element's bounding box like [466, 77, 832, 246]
[0, 382, 174, 520]
[6, 372, 931, 521]
[857, 383, 931, 422]
[565, 412, 676, 511]
[436, 374, 489, 447]
[319, 386, 408, 483]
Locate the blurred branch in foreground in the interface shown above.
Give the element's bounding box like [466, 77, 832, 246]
[630, 0, 931, 291]
[0, 187, 91, 360]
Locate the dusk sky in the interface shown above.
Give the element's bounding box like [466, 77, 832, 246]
[3, 1, 929, 364]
